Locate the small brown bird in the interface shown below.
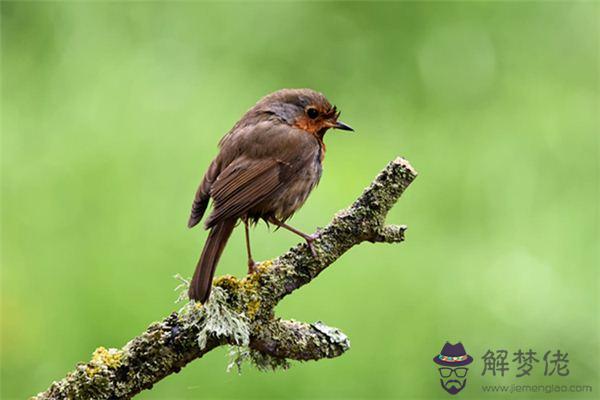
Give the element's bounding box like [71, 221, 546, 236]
[187, 88, 353, 302]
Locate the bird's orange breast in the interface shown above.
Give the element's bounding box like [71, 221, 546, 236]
[293, 119, 326, 162]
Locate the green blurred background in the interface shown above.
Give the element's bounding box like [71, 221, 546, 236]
[1, 1, 598, 399]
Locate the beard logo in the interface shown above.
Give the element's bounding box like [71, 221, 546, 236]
[433, 342, 473, 395]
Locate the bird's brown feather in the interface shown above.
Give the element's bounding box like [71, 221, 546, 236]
[205, 158, 285, 228]
[188, 219, 235, 302]
[188, 159, 221, 228]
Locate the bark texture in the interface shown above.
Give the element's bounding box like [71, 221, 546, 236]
[32, 157, 417, 400]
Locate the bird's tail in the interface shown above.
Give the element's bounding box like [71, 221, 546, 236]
[188, 219, 236, 302]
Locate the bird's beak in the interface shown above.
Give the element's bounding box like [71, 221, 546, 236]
[334, 121, 354, 132]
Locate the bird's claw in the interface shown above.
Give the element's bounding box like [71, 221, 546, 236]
[305, 234, 318, 258]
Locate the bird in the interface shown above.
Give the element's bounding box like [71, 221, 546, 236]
[187, 88, 353, 302]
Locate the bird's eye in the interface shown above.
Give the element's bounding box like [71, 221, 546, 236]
[306, 107, 319, 119]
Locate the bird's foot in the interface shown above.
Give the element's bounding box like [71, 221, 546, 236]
[304, 234, 319, 258]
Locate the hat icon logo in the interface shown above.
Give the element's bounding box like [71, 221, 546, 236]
[433, 342, 473, 395]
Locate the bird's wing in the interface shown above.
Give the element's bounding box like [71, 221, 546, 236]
[188, 121, 283, 229]
[188, 158, 220, 228]
[203, 156, 288, 229]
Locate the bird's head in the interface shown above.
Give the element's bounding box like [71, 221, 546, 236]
[256, 88, 353, 138]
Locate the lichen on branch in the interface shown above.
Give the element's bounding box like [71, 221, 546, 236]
[32, 157, 417, 400]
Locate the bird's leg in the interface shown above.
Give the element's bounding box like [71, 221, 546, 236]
[268, 217, 318, 257]
[243, 217, 257, 273]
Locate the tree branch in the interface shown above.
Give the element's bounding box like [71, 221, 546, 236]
[250, 319, 350, 361]
[32, 157, 417, 400]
